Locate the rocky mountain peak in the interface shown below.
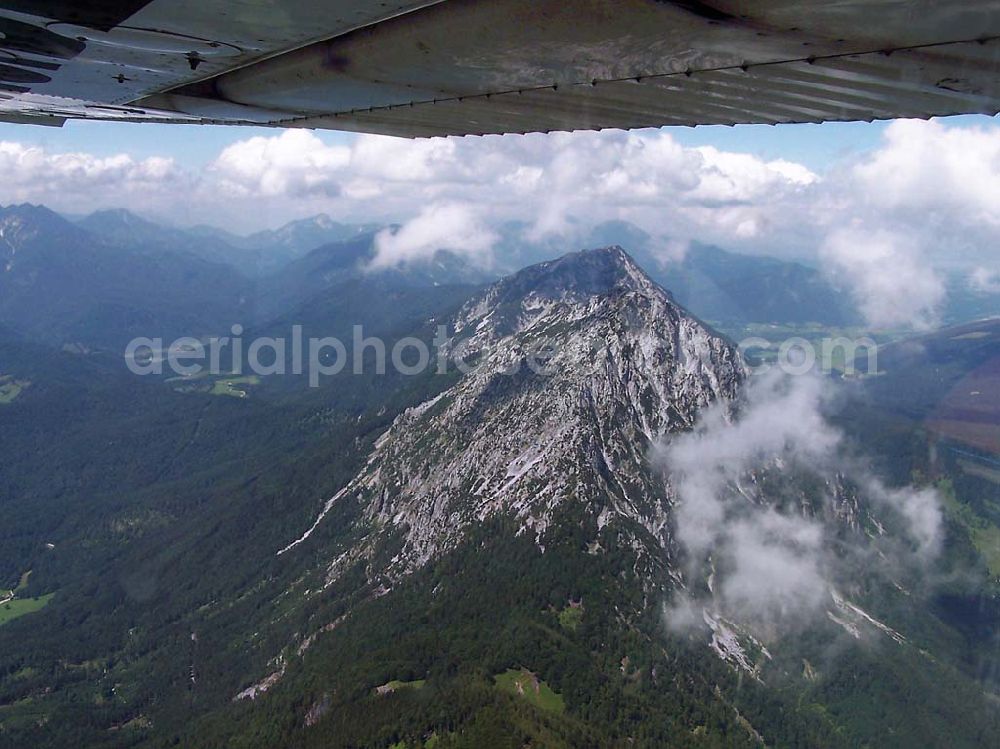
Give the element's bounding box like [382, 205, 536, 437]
[0, 204, 82, 262]
[0, 203, 57, 222]
[281, 247, 745, 581]
[475, 245, 655, 303]
[454, 246, 666, 342]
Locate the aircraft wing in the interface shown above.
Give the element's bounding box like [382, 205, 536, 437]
[1, 0, 998, 136]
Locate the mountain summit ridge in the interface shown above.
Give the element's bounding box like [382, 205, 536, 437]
[482, 245, 660, 299]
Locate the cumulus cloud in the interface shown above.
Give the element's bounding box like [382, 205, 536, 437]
[350, 135, 458, 184]
[852, 119, 1000, 230]
[211, 130, 350, 197]
[801, 118, 1000, 328]
[692, 146, 818, 204]
[655, 371, 943, 633]
[0, 141, 184, 214]
[204, 128, 816, 246]
[370, 202, 499, 269]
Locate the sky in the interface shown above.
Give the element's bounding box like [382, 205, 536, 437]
[1, 114, 999, 329]
[0, 117, 895, 174]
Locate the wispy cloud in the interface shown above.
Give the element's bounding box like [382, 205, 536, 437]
[819, 226, 946, 330]
[654, 371, 943, 634]
[369, 202, 498, 269]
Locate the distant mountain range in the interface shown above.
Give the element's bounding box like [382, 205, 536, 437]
[68, 207, 1000, 331]
[76, 209, 379, 274]
[0, 205, 250, 349]
[0, 203, 996, 354]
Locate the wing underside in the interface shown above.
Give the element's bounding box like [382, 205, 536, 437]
[1, 0, 999, 136]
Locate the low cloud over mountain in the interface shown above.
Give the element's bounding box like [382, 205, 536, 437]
[657, 371, 944, 635]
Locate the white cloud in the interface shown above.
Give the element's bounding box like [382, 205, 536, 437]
[0, 141, 184, 212]
[852, 119, 1000, 228]
[662, 372, 839, 561]
[718, 511, 829, 622]
[655, 371, 943, 633]
[692, 146, 818, 204]
[370, 202, 498, 269]
[202, 129, 812, 246]
[648, 237, 690, 266]
[349, 134, 458, 183]
[871, 484, 943, 559]
[211, 130, 350, 197]
[819, 226, 946, 330]
[970, 266, 1000, 294]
